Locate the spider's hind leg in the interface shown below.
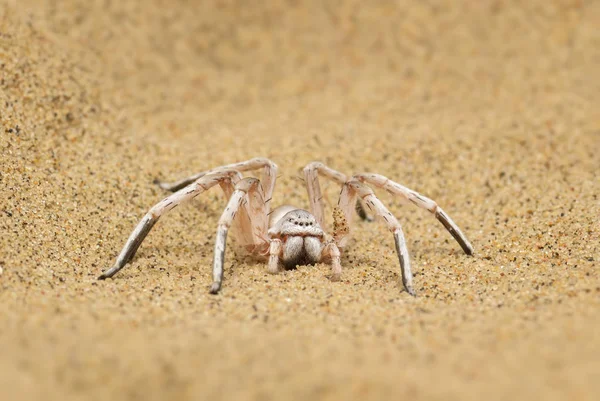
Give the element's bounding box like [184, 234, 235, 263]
[154, 173, 206, 192]
[303, 162, 373, 228]
[355, 199, 374, 222]
[155, 158, 278, 211]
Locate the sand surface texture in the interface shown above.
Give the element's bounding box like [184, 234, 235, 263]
[1, 1, 599, 400]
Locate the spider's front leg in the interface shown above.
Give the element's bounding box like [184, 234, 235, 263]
[353, 173, 473, 255]
[338, 181, 416, 295]
[99, 170, 240, 280]
[209, 177, 267, 294]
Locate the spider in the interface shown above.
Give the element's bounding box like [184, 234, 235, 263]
[99, 158, 473, 295]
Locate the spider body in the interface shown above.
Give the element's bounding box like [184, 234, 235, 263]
[99, 158, 473, 295]
[268, 207, 325, 270]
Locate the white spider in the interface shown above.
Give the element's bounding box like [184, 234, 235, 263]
[99, 158, 473, 295]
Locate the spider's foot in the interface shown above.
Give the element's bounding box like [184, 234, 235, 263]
[209, 282, 222, 294]
[330, 272, 341, 282]
[434, 208, 474, 256]
[153, 179, 174, 192]
[267, 266, 280, 274]
[98, 266, 118, 280]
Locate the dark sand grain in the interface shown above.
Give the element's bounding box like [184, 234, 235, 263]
[1, 1, 599, 400]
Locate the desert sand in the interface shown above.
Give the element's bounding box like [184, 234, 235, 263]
[1, 1, 598, 400]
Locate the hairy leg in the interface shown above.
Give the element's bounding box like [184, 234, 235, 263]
[321, 241, 342, 281]
[339, 181, 415, 295]
[303, 161, 371, 229]
[210, 177, 268, 294]
[156, 158, 278, 214]
[267, 239, 282, 274]
[99, 170, 239, 280]
[352, 173, 473, 255]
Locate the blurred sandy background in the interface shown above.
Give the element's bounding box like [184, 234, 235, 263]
[1, 0, 598, 400]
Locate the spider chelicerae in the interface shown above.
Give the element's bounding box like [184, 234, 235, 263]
[99, 158, 473, 295]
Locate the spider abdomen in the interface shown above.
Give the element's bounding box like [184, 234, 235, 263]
[282, 235, 322, 269]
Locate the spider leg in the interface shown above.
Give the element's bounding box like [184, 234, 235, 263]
[267, 238, 282, 274]
[98, 170, 239, 280]
[303, 162, 372, 228]
[155, 158, 278, 214]
[210, 177, 267, 294]
[218, 173, 258, 252]
[321, 241, 342, 281]
[154, 172, 206, 192]
[339, 181, 415, 295]
[353, 173, 473, 255]
[355, 200, 374, 222]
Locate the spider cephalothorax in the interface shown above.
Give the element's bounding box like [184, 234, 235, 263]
[268, 208, 324, 270]
[99, 158, 473, 295]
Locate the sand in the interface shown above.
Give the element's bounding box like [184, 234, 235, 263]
[1, 1, 598, 400]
